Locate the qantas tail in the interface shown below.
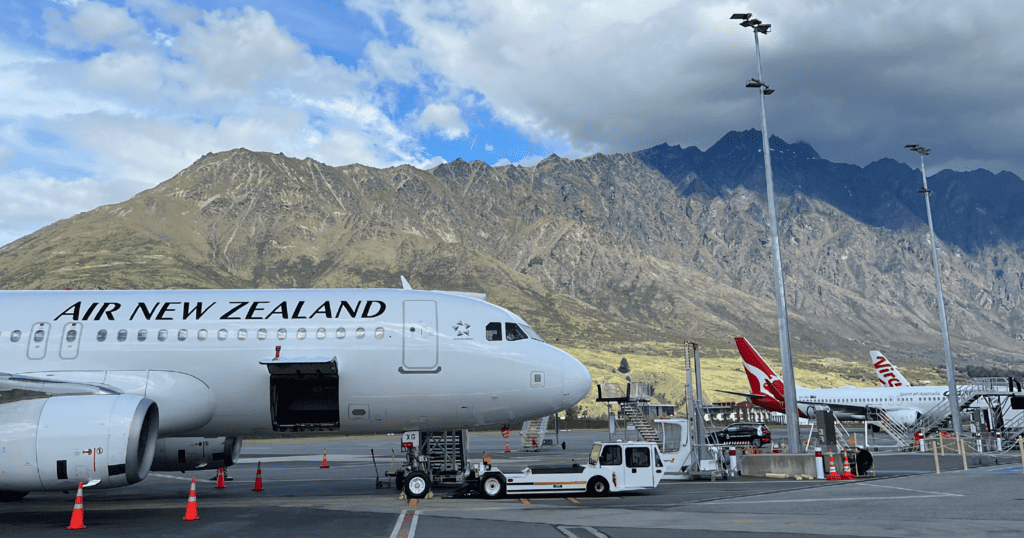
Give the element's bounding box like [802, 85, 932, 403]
[871, 351, 912, 387]
[735, 337, 786, 400]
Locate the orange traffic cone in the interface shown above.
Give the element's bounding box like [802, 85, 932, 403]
[67, 482, 86, 530]
[841, 450, 856, 480]
[215, 468, 226, 489]
[504, 440, 510, 453]
[252, 461, 264, 492]
[320, 448, 330, 469]
[826, 451, 841, 481]
[183, 477, 199, 521]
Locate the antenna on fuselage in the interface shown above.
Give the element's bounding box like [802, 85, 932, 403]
[400, 276, 413, 290]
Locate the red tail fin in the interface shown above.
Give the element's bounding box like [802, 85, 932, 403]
[735, 337, 786, 400]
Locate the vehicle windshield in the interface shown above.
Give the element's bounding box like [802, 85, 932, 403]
[588, 443, 602, 466]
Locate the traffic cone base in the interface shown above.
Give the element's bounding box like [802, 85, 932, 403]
[826, 451, 841, 481]
[183, 477, 199, 521]
[320, 449, 330, 469]
[67, 482, 86, 530]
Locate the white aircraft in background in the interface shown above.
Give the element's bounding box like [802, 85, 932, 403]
[726, 337, 955, 427]
[872, 351, 912, 387]
[0, 281, 592, 500]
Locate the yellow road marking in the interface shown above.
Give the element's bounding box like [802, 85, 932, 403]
[520, 498, 530, 504]
[567, 497, 579, 504]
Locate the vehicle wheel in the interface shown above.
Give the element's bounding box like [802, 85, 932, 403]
[395, 471, 405, 491]
[855, 449, 874, 474]
[752, 439, 762, 448]
[0, 491, 28, 502]
[479, 473, 505, 499]
[587, 477, 609, 497]
[403, 471, 430, 499]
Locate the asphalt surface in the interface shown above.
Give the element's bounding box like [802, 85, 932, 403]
[3, 430, 1023, 537]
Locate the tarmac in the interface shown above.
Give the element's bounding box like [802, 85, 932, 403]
[3, 430, 1023, 537]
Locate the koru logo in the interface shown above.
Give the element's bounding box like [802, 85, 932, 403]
[452, 321, 471, 337]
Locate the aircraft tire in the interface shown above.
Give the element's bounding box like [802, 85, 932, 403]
[479, 473, 505, 499]
[752, 439, 762, 448]
[856, 449, 874, 474]
[0, 491, 28, 502]
[403, 471, 430, 499]
[587, 476, 609, 497]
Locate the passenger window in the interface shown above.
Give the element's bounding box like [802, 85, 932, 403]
[97, 330, 107, 342]
[297, 328, 306, 340]
[66, 330, 77, 343]
[375, 327, 384, 339]
[626, 447, 651, 468]
[198, 329, 208, 341]
[277, 328, 287, 340]
[336, 328, 346, 339]
[505, 323, 528, 341]
[238, 329, 247, 340]
[355, 328, 365, 339]
[137, 329, 147, 342]
[599, 445, 622, 466]
[158, 329, 167, 341]
[11, 330, 21, 342]
[178, 329, 187, 341]
[218, 329, 227, 340]
[34, 330, 45, 343]
[317, 328, 326, 339]
[257, 328, 267, 340]
[117, 329, 127, 342]
[485, 322, 502, 341]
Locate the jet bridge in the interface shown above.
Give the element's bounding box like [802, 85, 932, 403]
[260, 356, 339, 432]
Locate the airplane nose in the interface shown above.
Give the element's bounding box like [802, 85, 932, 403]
[562, 353, 592, 408]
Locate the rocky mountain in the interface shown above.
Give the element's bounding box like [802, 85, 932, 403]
[1, 133, 1022, 373]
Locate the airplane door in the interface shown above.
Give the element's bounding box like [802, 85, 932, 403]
[402, 300, 438, 372]
[59, 322, 83, 359]
[27, 322, 51, 360]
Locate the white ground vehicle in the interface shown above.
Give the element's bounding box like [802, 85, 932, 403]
[472, 441, 665, 498]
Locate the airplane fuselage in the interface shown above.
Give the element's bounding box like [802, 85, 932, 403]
[0, 288, 592, 437]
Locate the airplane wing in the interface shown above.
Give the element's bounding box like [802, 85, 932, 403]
[716, 389, 772, 400]
[0, 372, 123, 400]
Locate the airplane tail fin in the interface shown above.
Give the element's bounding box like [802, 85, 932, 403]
[871, 351, 912, 387]
[735, 337, 786, 400]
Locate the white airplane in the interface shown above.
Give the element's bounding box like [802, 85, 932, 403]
[871, 351, 912, 387]
[727, 337, 957, 427]
[0, 282, 592, 500]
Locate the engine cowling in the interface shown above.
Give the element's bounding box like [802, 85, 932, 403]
[885, 408, 920, 427]
[0, 394, 158, 492]
[151, 436, 243, 472]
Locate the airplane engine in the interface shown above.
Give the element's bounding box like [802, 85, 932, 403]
[150, 436, 243, 471]
[886, 409, 920, 427]
[0, 394, 159, 495]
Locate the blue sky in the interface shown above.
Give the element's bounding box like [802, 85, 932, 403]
[1, 1, 1022, 247]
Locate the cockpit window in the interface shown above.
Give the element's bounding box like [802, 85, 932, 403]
[505, 323, 528, 341]
[485, 322, 502, 341]
[518, 323, 546, 343]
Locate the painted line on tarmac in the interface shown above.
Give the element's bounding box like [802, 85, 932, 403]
[557, 525, 608, 538]
[389, 509, 419, 538]
[857, 483, 963, 497]
[237, 455, 372, 463]
[149, 473, 380, 483]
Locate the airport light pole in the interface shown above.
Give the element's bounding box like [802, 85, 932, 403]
[732, 13, 801, 453]
[905, 144, 962, 434]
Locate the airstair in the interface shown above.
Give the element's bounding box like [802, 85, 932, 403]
[596, 383, 661, 443]
[421, 430, 469, 484]
[899, 378, 1023, 446]
[520, 416, 550, 451]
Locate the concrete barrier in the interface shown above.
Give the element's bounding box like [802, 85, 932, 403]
[740, 453, 818, 478]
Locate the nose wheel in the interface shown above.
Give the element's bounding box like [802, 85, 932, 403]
[403, 470, 430, 499]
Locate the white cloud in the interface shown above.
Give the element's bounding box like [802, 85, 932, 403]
[415, 103, 468, 140]
[0, 147, 13, 169]
[0, 168, 150, 247]
[485, 143, 493, 152]
[43, 0, 142, 49]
